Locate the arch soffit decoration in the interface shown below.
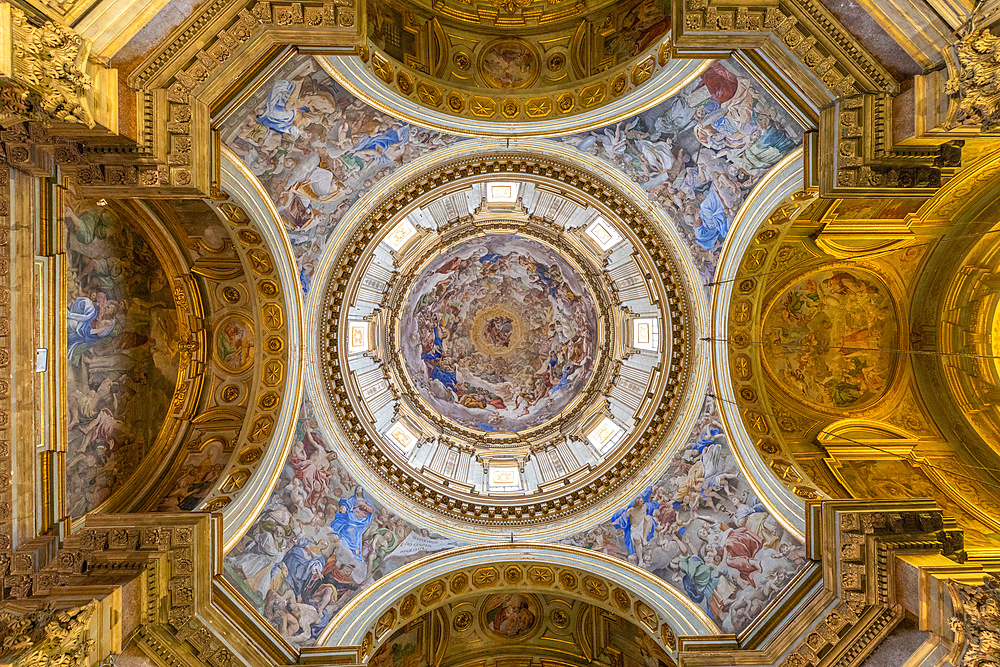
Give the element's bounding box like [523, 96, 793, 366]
[80, 150, 302, 550]
[711, 149, 809, 539]
[4, 0, 965, 200]
[723, 146, 1000, 518]
[316, 543, 717, 659]
[305, 137, 710, 542]
[318, 54, 711, 138]
[202, 148, 304, 551]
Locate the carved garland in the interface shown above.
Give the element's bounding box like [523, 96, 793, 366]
[0, 4, 95, 127]
[948, 573, 1000, 667]
[0, 161, 12, 600]
[318, 153, 693, 526]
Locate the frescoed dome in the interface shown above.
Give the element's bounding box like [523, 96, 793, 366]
[310, 151, 704, 539]
[399, 234, 599, 433]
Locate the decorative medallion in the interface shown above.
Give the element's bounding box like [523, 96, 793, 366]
[478, 38, 540, 90]
[215, 314, 255, 374]
[761, 269, 898, 411]
[480, 593, 541, 641]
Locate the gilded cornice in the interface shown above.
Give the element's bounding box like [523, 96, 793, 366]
[0, 501, 978, 667]
[0, 0, 970, 200]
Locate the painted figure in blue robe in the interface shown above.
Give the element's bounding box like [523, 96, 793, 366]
[282, 537, 324, 599]
[695, 186, 728, 249]
[348, 125, 410, 165]
[257, 80, 301, 140]
[611, 486, 659, 558]
[421, 318, 459, 392]
[329, 486, 375, 562]
[67, 296, 113, 356]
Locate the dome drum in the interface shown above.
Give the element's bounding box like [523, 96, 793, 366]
[311, 151, 700, 537]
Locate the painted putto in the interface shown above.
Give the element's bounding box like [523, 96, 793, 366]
[564, 59, 801, 281]
[219, 54, 809, 645]
[399, 234, 598, 433]
[224, 398, 461, 645]
[763, 270, 896, 410]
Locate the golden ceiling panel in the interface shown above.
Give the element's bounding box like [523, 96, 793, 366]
[357, 0, 673, 125]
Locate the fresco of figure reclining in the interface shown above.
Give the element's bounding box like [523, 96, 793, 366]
[762, 270, 897, 410]
[563, 397, 806, 634]
[223, 396, 463, 645]
[65, 200, 179, 517]
[400, 234, 599, 433]
[563, 59, 801, 282]
[225, 56, 799, 295]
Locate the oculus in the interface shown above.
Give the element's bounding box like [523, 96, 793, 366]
[399, 234, 599, 433]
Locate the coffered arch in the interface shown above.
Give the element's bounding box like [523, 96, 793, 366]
[722, 145, 1000, 551]
[317, 543, 716, 659]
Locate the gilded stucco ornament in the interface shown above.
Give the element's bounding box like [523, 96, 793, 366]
[0, 3, 95, 127]
[309, 144, 705, 539]
[949, 573, 1000, 667]
[947, 28, 1000, 133]
[0, 602, 96, 667]
[362, 0, 672, 121]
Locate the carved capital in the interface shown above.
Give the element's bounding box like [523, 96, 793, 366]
[0, 601, 96, 667]
[0, 3, 96, 127]
[947, 28, 1000, 133]
[949, 573, 1000, 667]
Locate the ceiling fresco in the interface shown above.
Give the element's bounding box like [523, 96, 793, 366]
[761, 269, 899, 411]
[398, 233, 599, 433]
[10, 0, 1000, 665]
[218, 49, 806, 648]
